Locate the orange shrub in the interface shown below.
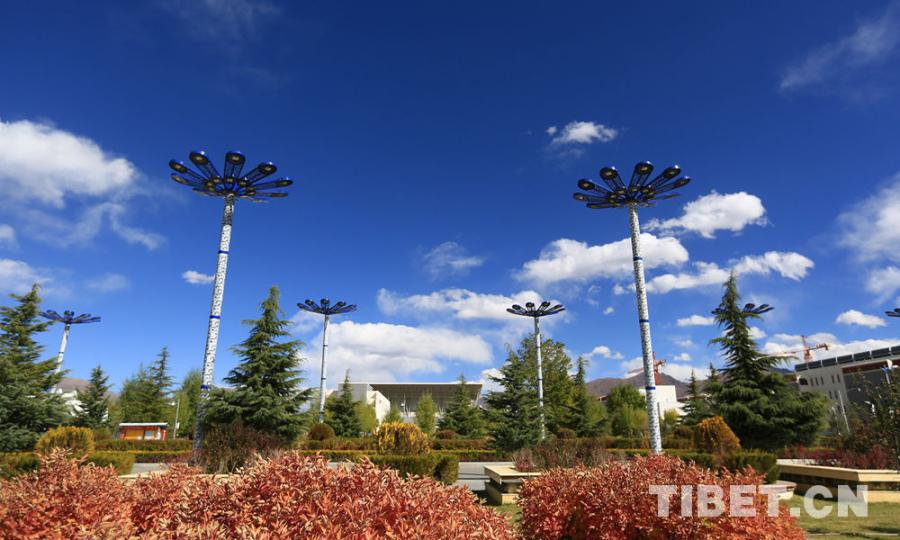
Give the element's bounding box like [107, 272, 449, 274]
[693, 416, 741, 455]
[34, 426, 94, 456]
[376, 422, 431, 455]
[0, 450, 513, 539]
[517, 454, 803, 540]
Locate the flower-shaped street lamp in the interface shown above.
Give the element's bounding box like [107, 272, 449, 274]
[297, 298, 358, 423]
[169, 150, 293, 450]
[573, 161, 692, 454]
[886, 308, 900, 318]
[712, 303, 774, 317]
[507, 301, 565, 440]
[39, 310, 101, 381]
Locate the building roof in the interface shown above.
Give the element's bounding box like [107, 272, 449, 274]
[118, 422, 168, 427]
[794, 345, 900, 372]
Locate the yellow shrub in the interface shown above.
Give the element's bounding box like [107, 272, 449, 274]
[34, 426, 95, 456]
[693, 416, 740, 455]
[375, 422, 430, 455]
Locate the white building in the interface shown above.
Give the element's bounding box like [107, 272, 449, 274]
[348, 382, 482, 422]
[638, 385, 686, 417]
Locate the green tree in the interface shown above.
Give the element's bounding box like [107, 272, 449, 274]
[354, 401, 378, 434]
[0, 285, 68, 451]
[486, 352, 541, 452]
[570, 357, 607, 436]
[660, 409, 679, 437]
[507, 334, 575, 435]
[415, 393, 436, 434]
[708, 274, 826, 450]
[204, 286, 311, 442]
[384, 404, 403, 423]
[118, 365, 160, 422]
[606, 385, 648, 438]
[438, 374, 485, 437]
[325, 371, 362, 437]
[73, 365, 111, 429]
[174, 369, 201, 438]
[681, 369, 713, 426]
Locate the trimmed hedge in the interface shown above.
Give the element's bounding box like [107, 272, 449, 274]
[433, 454, 459, 485]
[1, 452, 135, 477]
[430, 438, 489, 450]
[366, 454, 439, 478]
[129, 451, 191, 464]
[291, 450, 462, 482]
[95, 439, 192, 452]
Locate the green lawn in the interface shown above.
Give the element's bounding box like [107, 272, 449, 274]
[489, 497, 900, 539]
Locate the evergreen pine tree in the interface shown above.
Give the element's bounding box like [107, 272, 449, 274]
[438, 375, 485, 437]
[354, 401, 378, 434]
[118, 365, 160, 422]
[204, 286, 311, 442]
[415, 393, 436, 434]
[486, 352, 541, 452]
[0, 285, 68, 450]
[570, 357, 607, 436]
[681, 369, 713, 426]
[325, 371, 362, 436]
[510, 333, 575, 435]
[174, 369, 202, 438]
[708, 274, 825, 450]
[606, 385, 648, 438]
[73, 365, 111, 429]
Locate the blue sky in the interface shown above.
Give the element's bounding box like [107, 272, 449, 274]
[2, 1, 900, 392]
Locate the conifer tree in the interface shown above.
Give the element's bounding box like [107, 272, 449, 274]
[438, 375, 485, 437]
[708, 274, 825, 450]
[325, 371, 362, 436]
[354, 401, 378, 434]
[204, 286, 311, 442]
[510, 333, 575, 435]
[118, 365, 160, 422]
[570, 356, 607, 436]
[606, 385, 648, 438]
[384, 404, 403, 423]
[174, 369, 202, 438]
[74, 365, 111, 429]
[486, 352, 541, 452]
[681, 369, 713, 426]
[0, 285, 67, 450]
[415, 393, 436, 434]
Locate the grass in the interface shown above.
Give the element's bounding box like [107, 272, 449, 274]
[488, 496, 900, 539]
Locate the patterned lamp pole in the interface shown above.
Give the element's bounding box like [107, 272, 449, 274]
[506, 301, 565, 440]
[297, 298, 357, 423]
[39, 310, 101, 389]
[572, 161, 692, 454]
[886, 308, 900, 319]
[169, 150, 294, 450]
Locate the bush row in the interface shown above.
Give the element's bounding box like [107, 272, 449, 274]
[94, 439, 193, 452]
[293, 448, 507, 463]
[0, 451, 513, 538]
[1, 451, 135, 477]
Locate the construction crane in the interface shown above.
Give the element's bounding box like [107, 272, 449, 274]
[773, 335, 829, 363]
[626, 353, 666, 385]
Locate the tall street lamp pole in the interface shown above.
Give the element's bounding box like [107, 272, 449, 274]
[297, 298, 358, 423]
[39, 310, 101, 390]
[507, 301, 565, 440]
[573, 161, 692, 454]
[169, 150, 294, 451]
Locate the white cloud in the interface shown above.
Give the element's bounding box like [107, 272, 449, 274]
[159, 0, 281, 42]
[549, 121, 618, 145]
[0, 119, 137, 207]
[0, 259, 52, 295]
[836, 309, 887, 329]
[763, 332, 899, 361]
[421, 242, 484, 279]
[646, 252, 814, 294]
[603, 306, 614, 315]
[646, 191, 767, 238]
[87, 272, 128, 292]
[840, 173, 900, 264]
[518, 235, 689, 288]
[377, 288, 547, 321]
[674, 338, 695, 348]
[0, 225, 15, 249]
[585, 345, 624, 360]
[18, 202, 163, 250]
[749, 326, 768, 340]
[480, 367, 504, 394]
[182, 270, 214, 285]
[866, 266, 900, 301]
[677, 314, 715, 327]
[672, 353, 692, 362]
[661, 363, 707, 382]
[780, 2, 900, 90]
[309, 320, 493, 382]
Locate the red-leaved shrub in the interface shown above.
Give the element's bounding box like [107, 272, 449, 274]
[0, 450, 514, 539]
[781, 444, 896, 470]
[517, 454, 803, 540]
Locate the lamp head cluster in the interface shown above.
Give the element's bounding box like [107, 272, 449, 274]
[573, 161, 691, 209]
[887, 308, 900, 318]
[507, 301, 565, 318]
[40, 310, 101, 325]
[712, 303, 773, 317]
[297, 298, 358, 316]
[169, 150, 293, 202]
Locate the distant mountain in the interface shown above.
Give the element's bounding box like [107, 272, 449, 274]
[58, 376, 90, 394]
[587, 372, 690, 399]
